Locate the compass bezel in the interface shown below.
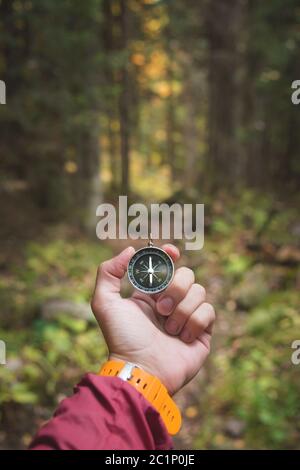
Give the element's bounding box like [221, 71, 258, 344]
[127, 246, 174, 294]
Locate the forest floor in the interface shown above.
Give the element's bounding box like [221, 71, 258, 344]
[0, 190, 299, 449]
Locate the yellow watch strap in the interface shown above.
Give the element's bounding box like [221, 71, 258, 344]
[99, 360, 182, 435]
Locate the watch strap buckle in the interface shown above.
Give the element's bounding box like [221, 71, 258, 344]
[117, 362, 139, 381]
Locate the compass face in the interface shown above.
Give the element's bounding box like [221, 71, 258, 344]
[127, 247, 174, 294]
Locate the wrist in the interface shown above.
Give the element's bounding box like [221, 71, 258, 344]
[100, 357, 182, 435]
[108, 353, 172, 394]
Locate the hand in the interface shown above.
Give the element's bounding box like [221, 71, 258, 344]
[91, 245, 215, 395]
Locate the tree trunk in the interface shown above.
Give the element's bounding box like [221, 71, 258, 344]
[119, 0, 130, 196]
[205, 0, 245, 190]
[183, 60, 200, 188]
[103, 0, 119, 192]
[108, 117, 119, 191]
[75, 124, 102, 235]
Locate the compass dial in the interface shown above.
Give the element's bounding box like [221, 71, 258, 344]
[127, 247, 174, 294]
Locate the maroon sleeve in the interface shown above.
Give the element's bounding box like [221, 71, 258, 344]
[29, 373, 173, 450]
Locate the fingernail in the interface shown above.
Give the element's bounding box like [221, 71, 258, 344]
[158, 297, 174, 314]
[167, 319, 179, 335]
[181, 329, 192, 343]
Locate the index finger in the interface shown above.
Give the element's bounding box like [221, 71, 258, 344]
[161, 243, 180, 262]
[147, 243, 180, 302]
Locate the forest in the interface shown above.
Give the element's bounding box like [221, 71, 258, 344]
[0, 0, 299, 449]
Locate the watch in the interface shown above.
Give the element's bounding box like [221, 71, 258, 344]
[127, 236, 174, 294]
[99, 360, 182, 435]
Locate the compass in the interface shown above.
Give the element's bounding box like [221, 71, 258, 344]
[127, 237, 174, 294]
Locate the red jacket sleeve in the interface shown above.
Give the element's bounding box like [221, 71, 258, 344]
[29, 373, 173, 450]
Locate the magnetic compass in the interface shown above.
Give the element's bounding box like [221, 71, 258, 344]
[127, 236, 174, 294]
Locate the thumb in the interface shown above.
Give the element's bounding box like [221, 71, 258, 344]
[95, 246, 135, 297]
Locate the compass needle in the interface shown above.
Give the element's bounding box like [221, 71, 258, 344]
[127, 238, 174, 294]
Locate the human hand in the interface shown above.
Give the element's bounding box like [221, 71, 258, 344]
[91, 245, 215, 395]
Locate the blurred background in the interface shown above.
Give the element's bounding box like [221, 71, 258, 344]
[0, 0, 300, 449]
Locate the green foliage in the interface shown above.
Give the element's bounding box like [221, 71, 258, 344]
[0, 236, 111, 411]
[194, 195, 300, 450]
[0, 317, 107, 406]
[0, 238, 111, 327]
[225, 297, 299, 448]
[195, 305, 300, 449]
